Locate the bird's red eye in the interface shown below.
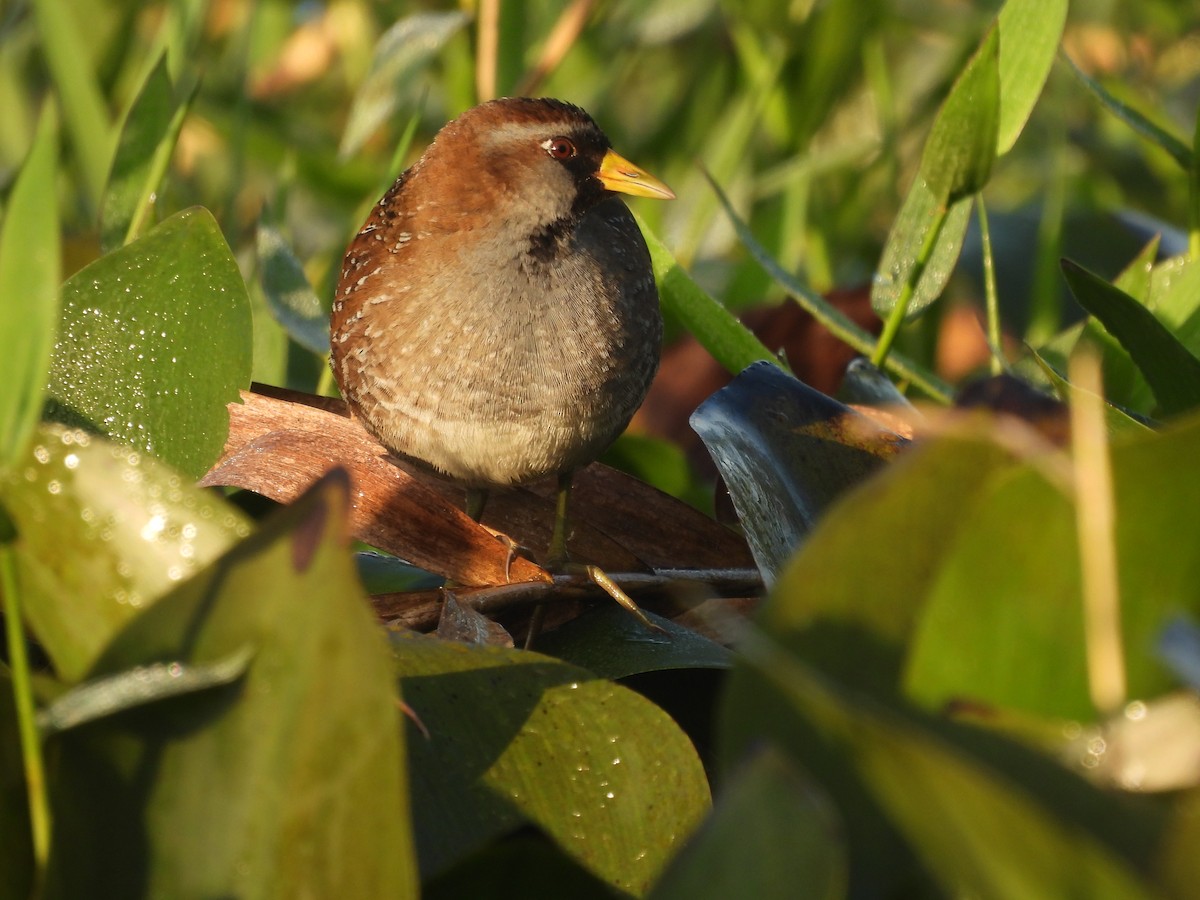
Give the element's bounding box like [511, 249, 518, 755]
[544, 137, 577, 160]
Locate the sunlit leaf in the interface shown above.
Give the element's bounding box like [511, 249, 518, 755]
[918, 27, 1000, 203]
[1, 425, 251, 682]
[1062, 258, 1200, 417]
[0, 103, 59, 470]
[393, 632, 709, 895]
[48, 207, 253, 478]
[995, 0, 1067, 155]
[45, 472, 417, 898]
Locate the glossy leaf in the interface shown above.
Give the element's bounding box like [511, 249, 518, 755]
[691, 362, 905, 585]
[0, 104, 60, 470]
[1, 425, 251, 682]
[48, 207, 253, 479]
[339, 11, 470, 158]
[256, 222, 330, 355]
[871, 177, 973, 321]
[703, 177, 952, 401]
[637, 212, 779, 378]
[651, 747, 845, 900]
[721, 630, 1168, 899]
[918, 27, 1000, 204]
[393, 632, 710, 895]
[44, 472, 417, 899]
[995, 0, 1067, 154]
[534, 606, 732, 680]
[1062, 258, 1200, 417]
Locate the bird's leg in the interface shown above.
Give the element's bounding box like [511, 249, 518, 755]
[537, 471, 665, 641]
[465, 486, 526, 582]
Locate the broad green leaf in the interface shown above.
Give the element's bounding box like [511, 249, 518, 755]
[995, 0, 1067, 154]
[44, 472, 417, 899]
[393, 632, 710, 896]
[764, 431, 1014, 660]
[0, 104, 59, 470]
[907, 414, 1200, 719]
[871, 181, 973, 321]
[100, 54, 195, 251]
[1062, 259, 1200, 417]
[691, 362, 905, 586]
[256, 223, 329, 355]
[339, 11, 469, 158]
[721, 631, 1167, 899]
[702, 179, 952, 401]
[48, 207, 253, 479]
[1063, 53, 1191, 170]
[1151, 255, 1200, 353]
[651, 747, 845, 900]
[1, 425, 251, 682]
[918, 27, 1000, 203]
[636, 212, 779, 377]
[534, 607, 732, 680]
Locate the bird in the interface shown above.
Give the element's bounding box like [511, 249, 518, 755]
[331, 97, 674, 577]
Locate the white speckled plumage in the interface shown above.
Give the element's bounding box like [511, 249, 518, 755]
[330, 98, 666, 488]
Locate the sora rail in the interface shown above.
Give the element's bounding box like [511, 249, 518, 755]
[331, 97, 674, 566]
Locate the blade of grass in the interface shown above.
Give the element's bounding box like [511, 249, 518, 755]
[635, 213, 781, 377]
[1, 544, 50, 882]
[1068, 350, 1125, 716]
[705, 173, 952, 402]
[1061, 52, 1191, 170]
[0, 102, 60, 469]
[31, 0, 113, 214]
[977, 195, 1004, 375]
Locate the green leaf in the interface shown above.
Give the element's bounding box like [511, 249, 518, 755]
[636, 212, 779, 378]
[1, 424, 251, 682]
[871, 181, 973, 321]
[1062, 258, 1200, 417]
[1028, 349, 1152, 437]
[30, 0, 114, 212]
[534, 607, 732, 680]
[0, 103, 60, 471]
[995, 0, 1068, 155]
[918, 27, 1000, 203]
[721, 631, 1167, 899]
[37, 645, 254, 736]
[691, 362, 905, 585]
[701, 179, 952, 401]
[393, 632, 710, 895]
[256, 223, 330, 355]
[1113, 236, 1160, 303]
[100, 54, 195, 252]
[1063, 53, 1192, 170]
[44, 472, 418, 899]
[651, 747, 845, 900]
[339, 11, 469, 159]
[48, 207, 253, 478]
[906, 415, 1200, 719]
